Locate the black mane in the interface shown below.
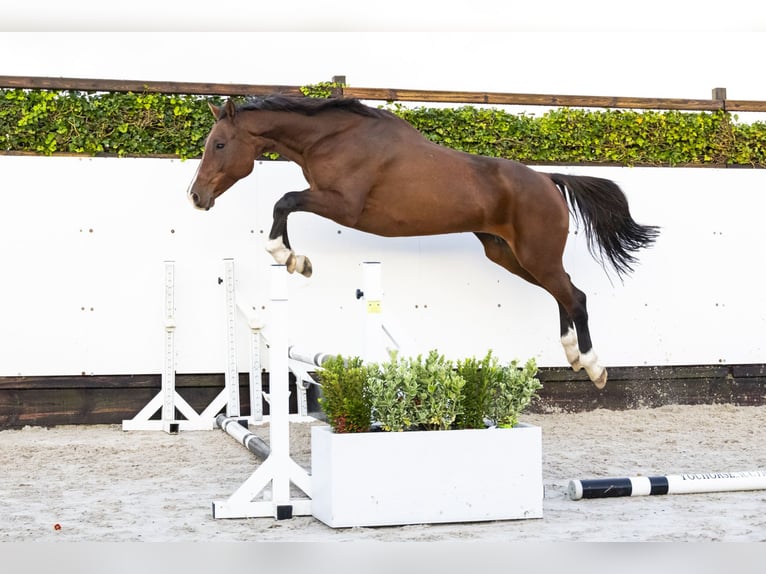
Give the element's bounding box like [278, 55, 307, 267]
[233, 94, 391, 119]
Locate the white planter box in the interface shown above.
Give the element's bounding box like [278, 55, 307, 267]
[311, 423, 543, 528]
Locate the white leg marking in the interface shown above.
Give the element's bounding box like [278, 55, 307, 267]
[579, 349, 605, 385]
[561, 327, 582, 371]
[265, 237, 293, 266]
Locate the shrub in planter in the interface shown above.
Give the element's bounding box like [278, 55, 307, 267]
[457, 351, 542, 429]
[486, 355, 542, 428]
[367, 350, 465, 431]
[316, 355, 373, 433]
[454, 349, 505, 429]
[312, 349, 544, 527]
[365, 352, 418, 432]
[318, 349, 541, 433]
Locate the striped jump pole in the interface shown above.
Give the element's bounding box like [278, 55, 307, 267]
[568, 470, 766, 500]
[215, 414, 270, 460]
[287, 347, 334, 368]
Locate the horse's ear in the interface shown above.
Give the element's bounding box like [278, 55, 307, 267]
[224, 99, 237, 120]
[208, 99, 237, 121]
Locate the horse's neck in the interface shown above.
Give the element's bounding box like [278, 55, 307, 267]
[251, 110, 355, 158]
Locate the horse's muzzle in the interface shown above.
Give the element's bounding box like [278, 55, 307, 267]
[188, 189, 214, 211]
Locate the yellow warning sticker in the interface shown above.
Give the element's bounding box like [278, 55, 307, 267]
[366, 300, 382, 314]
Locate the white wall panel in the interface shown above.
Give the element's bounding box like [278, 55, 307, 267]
[1, 156, 763, 376]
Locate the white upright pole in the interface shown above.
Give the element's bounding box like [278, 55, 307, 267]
[268, 264, 292, 516]
[161, 261, 178, 433]
[248, 324, 263, 421]
[222, 258, 241, 417]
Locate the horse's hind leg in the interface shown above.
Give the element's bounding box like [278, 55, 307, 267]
[559, 307, 582, 372]
[526, 263, 607, 389]
[475, 232, 606, 389]
[559, 281, 606, 388]
[475, 233, 584, 372]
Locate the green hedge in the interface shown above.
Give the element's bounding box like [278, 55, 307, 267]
[2, 88, 765, 166]
[0, 89, 221, 158]
[394, 104, 766, 167]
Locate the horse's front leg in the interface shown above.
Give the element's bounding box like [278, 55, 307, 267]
[265, 190, 313, 277]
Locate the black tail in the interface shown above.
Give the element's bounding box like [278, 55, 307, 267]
[548, 173, 660, 277]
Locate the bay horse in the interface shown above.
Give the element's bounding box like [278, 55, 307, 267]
[187, 96, 659, 389]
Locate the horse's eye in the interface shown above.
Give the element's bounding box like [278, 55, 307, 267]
[215, 142, 225, 150]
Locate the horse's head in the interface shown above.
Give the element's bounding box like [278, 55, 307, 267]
[187, 99, 258, 210]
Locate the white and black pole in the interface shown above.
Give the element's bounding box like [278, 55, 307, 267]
[215, 413, 270, 460]
[569, 470, 766, 500]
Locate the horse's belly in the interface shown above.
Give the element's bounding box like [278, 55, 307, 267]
[354, 197, 480, 237]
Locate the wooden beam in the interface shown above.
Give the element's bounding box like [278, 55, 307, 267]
[721, 99, 766, 113]
[0, 75, 304, 96]
[341, 87, 724, 111]
[4, 74, 763, 111]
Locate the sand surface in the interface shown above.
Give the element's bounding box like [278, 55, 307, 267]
[1, 404, 765, 542]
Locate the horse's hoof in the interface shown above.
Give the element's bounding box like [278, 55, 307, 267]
[570, 359, 582, 372]
[285, 253, 297, 274]
[592, 368, 608, 390]
[301, 256, 313, 278]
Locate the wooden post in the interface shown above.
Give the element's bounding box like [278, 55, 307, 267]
[331, 75, 346, 98]
[712, 87, 727, 111]
[712, 87, 727, 100]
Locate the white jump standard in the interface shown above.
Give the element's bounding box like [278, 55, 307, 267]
[212, 264, 312, 520]
[568, 470, 766, 500]
[122, 261, 236, 433]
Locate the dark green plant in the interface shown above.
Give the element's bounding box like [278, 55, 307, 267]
[316, 355, 372, 433]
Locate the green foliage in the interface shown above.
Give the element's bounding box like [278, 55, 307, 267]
[0, 89, 222, 158]
[407, 351, 465, 430]
[368, 350, 465, 431]
[484, 357, 541, 428]
[391, 103, 766, 167]
[316, 355, 373, 434]
[318, 349, 541, 433]
[299, 81, 344, 98]
[454, 350, 505, 429]
[366, 352, 419, 432]
[2, 86, 765, 166]
[455, 351, 541, 429]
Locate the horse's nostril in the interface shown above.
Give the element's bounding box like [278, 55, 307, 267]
[190, 191, 200, 204]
